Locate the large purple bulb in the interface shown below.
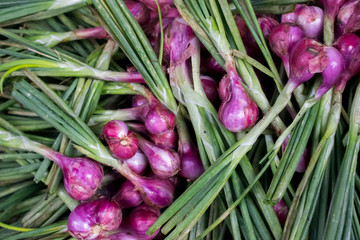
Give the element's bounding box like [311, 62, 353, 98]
[218, 68, 259, 132]
[144, 103, 176, 135]
[269, 23, 305, 76]
[337, 0, 359, 36]
[129, 204, 161, 240]
[52, 153, 103, 201]
[138, 138, 180, 178]
[316, 46, 345, 98]
[149, 129, 178, 150]
[103, 120, 139, 160]
[295, 5, 324, 39]
[288, 38, 328, 89]
[334, 33, 360, 91]
[113, 180, 143, 208]
[136, 177, 175, 208]
[179, 144, 204, 180]
[68, 198, 122, 240]
[124, 150, 149, 175]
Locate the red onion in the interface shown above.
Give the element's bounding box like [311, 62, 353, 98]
[282, 5, 324, 39]
[128, 204, 161, 240]
[124, 150, 148, 175]
[334, 33, 360, 91]
[48, 152, 103, 201]
[134, 177, 175, 208]
[179, 143, 204, 180]
[288, 38, 345, 98]
[273, 199, 288, 225]
[269, 23, 305, 76]
[138, 0, 173, 12]
[164, 17, 196, 65]
[258, 17, 279, 39]
[337, 0, 360, 36]
[149, 129, 178, 150]
[68, 198, 122, 239]
[203, 55, 226, 74]
[103, 120, 139, 160]
[281, 135, 309, 173]
[138, 137, 180, 178]
[144, 102, 176, 135]
[132, 95, 148, 107]
[218, 67, 259, 132]
[125, 0, 150, 26]
[201, 75, 220, 106]
[113, 180, 143, 208]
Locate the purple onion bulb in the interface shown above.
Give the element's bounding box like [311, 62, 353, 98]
[109, 231, 138, 240]
[135, 177, 175, 208]
[144, 103, 176, 135]
[138, 138, 180, 178]
[269, 23, 305, 76]
[201, 75, 220, 106]
[288, 38, 327, 89]
[125, 0, 150, 26]
[337, 0, 360, 36]
[179, 146, 204, 180]
[273, 199, 288, 225]
[50, 153, 103, 201]
[316, 46, 345, 98]
[103, 120, 139, 160]
[129, 204, 161, 240]
[218, 68, 259, 132]
[68, 198, 122, 239]
[124, 150, 149, 175]
[334, 33, 360, 91]
[203, 55, 226, 74]
[149, 129, 179, 150]
[132, 95, 148, 108]
[295, 5, 324, 39]
[258, 17, 279, 40]
[113, 181, 143, 208]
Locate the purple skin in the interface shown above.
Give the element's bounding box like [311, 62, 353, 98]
[125, 0, 150, 26]
[144, 103, 176, 135]
[218, 68, 259, 132]
[282, 5, 324, 39]
[164, 17, 196, 65]
[135, 177, 175, 208]
[258, 17, 279, 40]
[273, 199, 289, 225]
[68, 198, 122, 240]
[129, 204, 161, 240]
[281, 135, 309, 173]
[316, 46, 345, 98]
[295, 5, 324, 39]
[269, 23, 305, 76]
[138, 0, 173, 12]
[334, 33, 360, 91]
[113, 181, 143, 208]
[103, 120, 139, 160]
[288, 38, 328, 90]
[124, 150, 149, 175]
[132, 95, 148, 108]
[179, 144, 204, 180]
[49, 153, 103, 201]
[138, 138, 180, 178]
[201, 75, 220, 106]
[337, 0, 360, 36]
[203, 55, 226, 74]
[149, 129, 179, 150]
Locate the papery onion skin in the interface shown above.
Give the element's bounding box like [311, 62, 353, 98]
[129, 204, 161, 240]
[113, 180, 143, 208]
[68, 198, 122, 240]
